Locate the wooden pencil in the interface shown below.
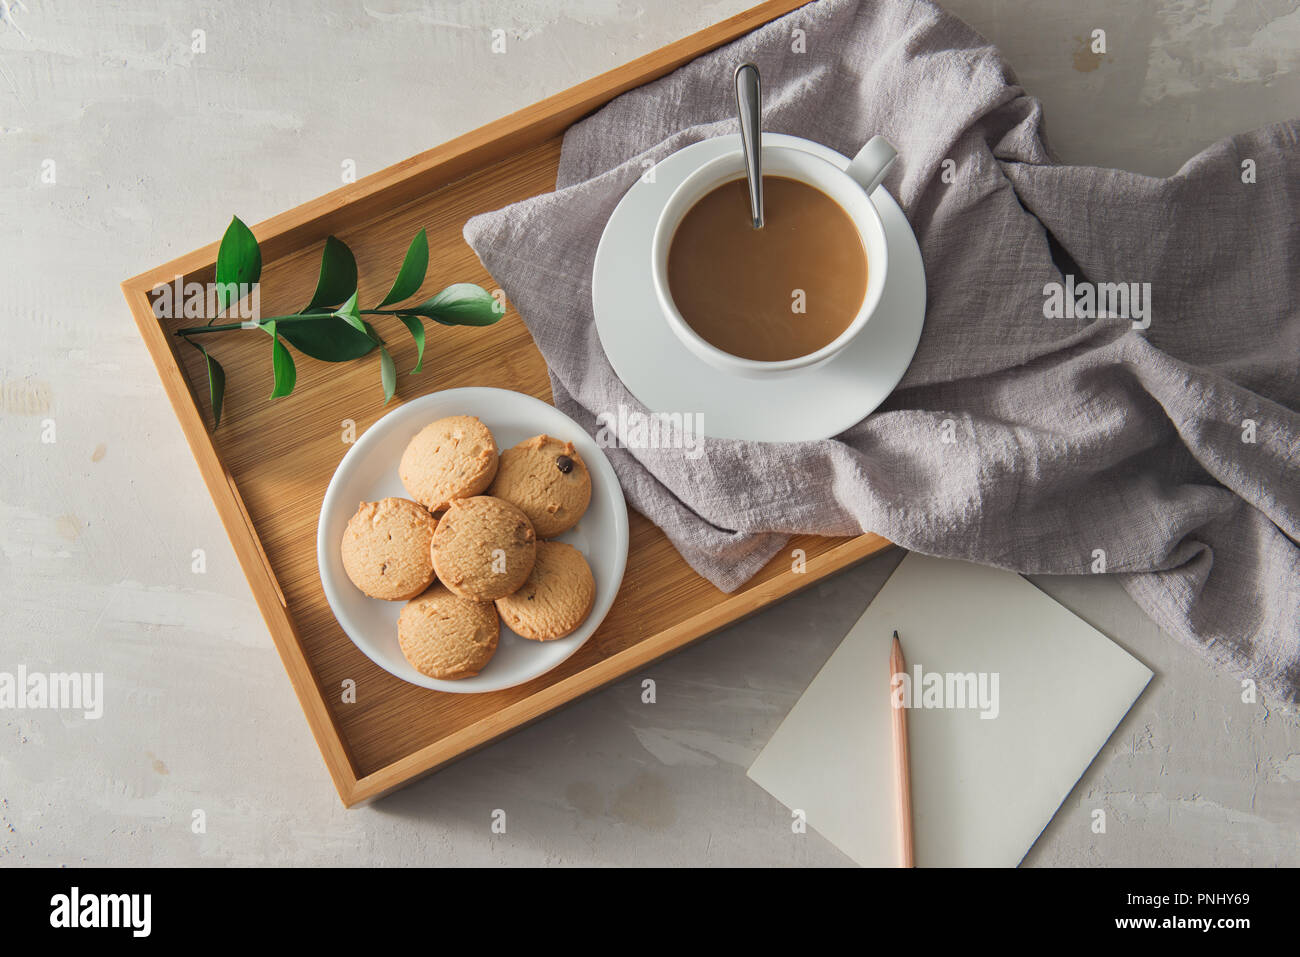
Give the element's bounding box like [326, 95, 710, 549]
[890, 630, 915, 867]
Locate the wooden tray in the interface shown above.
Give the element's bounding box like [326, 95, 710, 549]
[121, 0, 892, 806]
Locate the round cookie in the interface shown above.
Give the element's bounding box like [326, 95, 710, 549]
[487, 434, 592, 538]
[495, 541, 596, 641]
[430, 496, 536, 601]
[398, 584, 499, 680]
[399, 415, 499, 513]
[339, 497, 437, 601]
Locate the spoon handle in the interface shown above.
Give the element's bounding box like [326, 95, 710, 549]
[734, 62, 764, 229]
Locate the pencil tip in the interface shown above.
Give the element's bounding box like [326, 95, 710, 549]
[893, 630, 899, 640]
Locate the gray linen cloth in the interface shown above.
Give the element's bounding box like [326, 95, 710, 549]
[464, 0, 1300, 702]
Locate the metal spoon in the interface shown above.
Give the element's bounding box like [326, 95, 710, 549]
[734, 62, 763, 229]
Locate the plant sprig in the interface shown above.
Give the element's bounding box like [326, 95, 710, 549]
[173, 216, 504, 428]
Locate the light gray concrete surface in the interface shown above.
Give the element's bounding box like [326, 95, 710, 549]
[1, 0, 1297, 866]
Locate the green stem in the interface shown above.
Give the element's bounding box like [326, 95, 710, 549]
[173, 307, 417, 338]
[174, 312, 338, 337]
[175, 321, 248, 335]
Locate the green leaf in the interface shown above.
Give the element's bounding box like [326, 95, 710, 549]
[379, 344, 397, 404]
[378, 229, 429, 307]
[303, 236, 358, 312]
[184, 338, 226, 429]
[266, 321, 297, 399]
[215, 216, 262, 316]
[407, 283, 504, 327]
[396, 315, 426, 374]
[332, 291, 367, 334]
[277, 315, 378, 362]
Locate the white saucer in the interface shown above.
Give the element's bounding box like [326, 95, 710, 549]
[316, 387, 629, 694]
[592, 133, 927, 442]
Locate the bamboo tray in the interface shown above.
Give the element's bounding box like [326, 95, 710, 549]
[121, 0, 892, 806]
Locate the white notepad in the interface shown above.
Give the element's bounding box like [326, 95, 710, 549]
[748, 552, 1152, 867]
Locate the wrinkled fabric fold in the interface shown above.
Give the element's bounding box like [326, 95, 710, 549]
[463, 0, 1300, 701]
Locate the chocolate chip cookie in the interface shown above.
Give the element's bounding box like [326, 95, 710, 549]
[430, 495, 536, 601]
[339, 497, 437, 601]
[487, 434, 592, 538]
[398, 583, 500, 679]
[495, 540, 596, 641]
[399, 415, 499, 513]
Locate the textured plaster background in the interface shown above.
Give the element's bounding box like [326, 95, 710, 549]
[0, 0, 1297, 865]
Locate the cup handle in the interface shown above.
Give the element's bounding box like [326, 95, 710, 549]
[844, 135, 897, 196]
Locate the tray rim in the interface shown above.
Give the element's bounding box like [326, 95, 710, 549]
[120, 0, 894, 807]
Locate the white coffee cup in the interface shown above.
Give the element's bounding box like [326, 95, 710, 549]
[650, 135, 896, 378]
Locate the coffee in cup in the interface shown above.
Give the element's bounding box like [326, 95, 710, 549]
[666, 174, 867, 362]
[651, 137, 896, 378]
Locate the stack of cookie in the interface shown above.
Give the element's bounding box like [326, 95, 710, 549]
[339, 415, 596, 681]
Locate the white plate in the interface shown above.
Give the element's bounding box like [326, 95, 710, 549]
[316, 387, 630, 693]
[592, 132, 927, 442]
